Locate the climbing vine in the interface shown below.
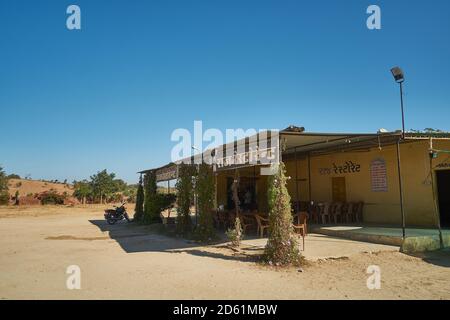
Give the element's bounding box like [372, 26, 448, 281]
[263, 163, 301, 266]
[142, 171, 161, 224]
[133, 176, 144, 222]
[176, 163, 194, 235]
[194, 163, 216, 242]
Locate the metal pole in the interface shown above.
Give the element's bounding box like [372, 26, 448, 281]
[396, 139, 406, 239]
[400, 82, 405, 139]
[295, 147, 299, 214]
[308, 153, 312, 201]
[195, 164, 199, 227]
[429, 138, 444, 248]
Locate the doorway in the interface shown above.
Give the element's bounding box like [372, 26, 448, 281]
[332, 177, 347, 202]
[436, 170, 450, 228]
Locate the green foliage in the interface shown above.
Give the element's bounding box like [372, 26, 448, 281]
[176, 163, 194, 235]
[73, 180, 92, 204]
[14, 190, 19, 205]
[142, 171, 162, 224]
[263, 163, 301, 266]
[194, 163, 216, 242]
[7, 174, 21, 179]
[226, 217, 243, 247]
[90, 169, 116, 203]
[40, 190, 65, 205]
[0, 167, 9, 205]
[159, 193, 177, 210]
[123, 184, 138, 203]
[133, 179, 145, 222]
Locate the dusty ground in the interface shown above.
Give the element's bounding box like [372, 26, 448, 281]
[0, 205, 449, 300]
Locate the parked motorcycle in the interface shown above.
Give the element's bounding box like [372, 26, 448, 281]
[104, 202, 132, 225]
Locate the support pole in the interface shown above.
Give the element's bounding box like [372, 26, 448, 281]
[429, 138, 444, 248]
[308, 153, 312, 202]
[396, 139, 406, 239]
[400, 82, 405, 139]
[295, 147, 299, 214]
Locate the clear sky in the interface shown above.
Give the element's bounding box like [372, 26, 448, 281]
[1, 0, 449, 183]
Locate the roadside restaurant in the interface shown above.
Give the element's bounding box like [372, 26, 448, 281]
[139, 126, 450, 236]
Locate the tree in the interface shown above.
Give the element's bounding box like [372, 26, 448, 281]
[134, 177, 144, 222]
[176, 163, 194, 235]
[90, 170, 116, 204]
[14, 190, 20, 205]
[73, 180, 92, 204]
[194, 163, 216, 241]
[142, 171, 161, 224]
[263, 163, 301, 266]
[0, 167, 9, 205]
[7, 174, 20, 179]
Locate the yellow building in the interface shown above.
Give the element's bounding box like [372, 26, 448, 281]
[146, 128, 450, 229]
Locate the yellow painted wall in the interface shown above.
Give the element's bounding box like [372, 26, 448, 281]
[213, 140, 450, 227]
[284, 140, 450, 227]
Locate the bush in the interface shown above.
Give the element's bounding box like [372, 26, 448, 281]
[40, 191, 65, 205]
[0, 192, 9, 205]
[159, 193, 176, 210]
[226, 217, 243, 247]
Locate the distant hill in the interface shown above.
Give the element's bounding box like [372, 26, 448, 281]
[7, 179, 74, 198]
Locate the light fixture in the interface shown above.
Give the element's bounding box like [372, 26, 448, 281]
[390, 66, 404, 83]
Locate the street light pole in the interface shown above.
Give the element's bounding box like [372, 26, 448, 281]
[391, 66, 406, 239]
[399, 81, 405, 139]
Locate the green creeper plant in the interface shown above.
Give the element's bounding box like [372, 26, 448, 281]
[134, 176, 145, 222]
[194, 163, 216, 242]
[176, 163, 194, 235]
[263, 163, 301, 266]
[143, 171, 161, 224]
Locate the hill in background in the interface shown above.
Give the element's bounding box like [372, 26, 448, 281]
[7, 179, 74, 198]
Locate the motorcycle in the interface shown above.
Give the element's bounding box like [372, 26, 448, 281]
[104, 202, 132, 225]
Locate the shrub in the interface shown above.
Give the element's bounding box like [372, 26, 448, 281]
[0, 192, 9, 205]
[226, 217, 243, 247]
[159, 193, 176, 210]
[134, 179, 145, 222]
[40, 191, 65, 205]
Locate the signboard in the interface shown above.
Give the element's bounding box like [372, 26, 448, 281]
[370, 158, 388, 192]
[155, 165, 177, 182]
[318, 161, 361, 175]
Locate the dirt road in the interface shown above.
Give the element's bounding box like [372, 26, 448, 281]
[0, 206, 449, 299]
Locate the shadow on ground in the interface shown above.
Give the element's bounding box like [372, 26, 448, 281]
[89, 219, 260, 263]
[409, 250, 450, 268]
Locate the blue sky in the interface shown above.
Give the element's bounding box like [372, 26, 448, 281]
[0, 0, 449, 183]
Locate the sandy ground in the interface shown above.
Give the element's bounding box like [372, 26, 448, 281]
[0, 205, 449, 300]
